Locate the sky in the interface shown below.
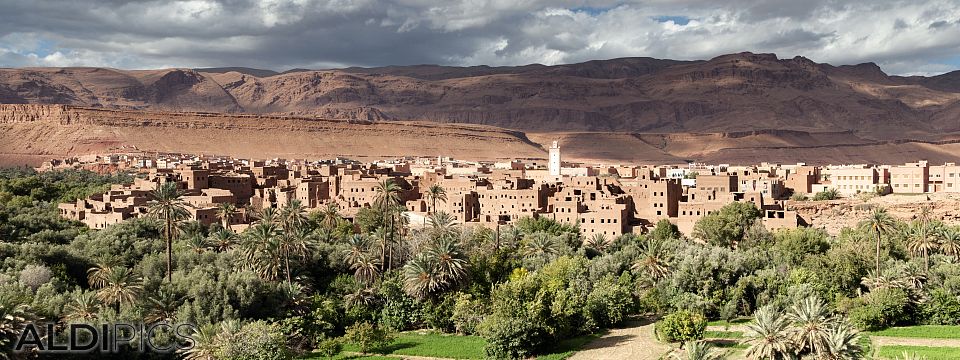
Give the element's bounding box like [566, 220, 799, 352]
[0, 0, 958, 76]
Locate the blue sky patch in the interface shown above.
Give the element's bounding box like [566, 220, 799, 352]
[652, 15, 691, 25]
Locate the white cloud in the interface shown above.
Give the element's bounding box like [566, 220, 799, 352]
[0, 0, 956, 75]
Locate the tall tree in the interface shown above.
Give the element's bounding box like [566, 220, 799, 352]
[373, 179, 402, 270]
[240, 223, 283, 281]
[215, 202, 237, 229]
[278, 224, 316, 283]
[860, 208, 897, 275]
[937, 226, 960, 261]
[786, 297, 832, 355]
[148, 182, 191, 282]
[904, 220, 939, 274]
[632, 237, 673, 281]
[425, 184, 448, 214]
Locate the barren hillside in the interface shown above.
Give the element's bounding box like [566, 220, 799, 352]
[0, 105, 546, 165]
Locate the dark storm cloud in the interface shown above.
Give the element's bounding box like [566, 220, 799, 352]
[0, 0, 958, 75]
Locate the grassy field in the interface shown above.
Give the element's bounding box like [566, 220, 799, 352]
[707, 318, 752, 327]
[868, 326, 960, 339]
[875, 345, 960, 359]
[535, 332, 605, 360]
[340, 332, 486, 359]
[704, 330, 743, 339]
[312, 330, 599, 360]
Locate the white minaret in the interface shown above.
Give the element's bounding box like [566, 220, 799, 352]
[549, 140, 561, 177]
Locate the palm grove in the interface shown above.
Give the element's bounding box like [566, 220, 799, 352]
[2, 169, 960, 359]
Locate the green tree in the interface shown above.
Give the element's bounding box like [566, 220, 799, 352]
[860, 207, 898, 275]
[904, 220, 939, 274]
[656, 310, 707, 343]
[215, 202, 237, 229]
[374, 179, 403, 270]
[344, 321, 395, 354]
[88, 265, 143, 312]
[147, 182, 191, 282]
[691, 202, 762, 248]
[425, 184, 448, 214]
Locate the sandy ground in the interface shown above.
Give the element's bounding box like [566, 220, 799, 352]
[568, 318, 671, 360]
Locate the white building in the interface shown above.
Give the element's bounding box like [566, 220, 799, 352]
[549, 141, 561, 177]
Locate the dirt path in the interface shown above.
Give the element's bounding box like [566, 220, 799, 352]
[568, 318, 671, 360]
[872, 336, 960, 348]
[705, 324, 750, 333]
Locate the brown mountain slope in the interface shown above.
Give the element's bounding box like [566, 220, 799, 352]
[0, 105, 546, 165]
[3, 53, 958, 140]
[3, 105, 960, 167]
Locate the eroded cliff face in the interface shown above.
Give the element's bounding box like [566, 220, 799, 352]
[2, 53, 959, 138]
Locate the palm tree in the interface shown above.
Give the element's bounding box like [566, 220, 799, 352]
[672, 340, 726, 360]
[0, 294, 34, 348]
[428, 237, 468, 286]
[350, 252, 381, 285]
[278, 224, 317, 283]
[786, 297, 832, 355]
[428, 211, 458, 240]
[425, 184, 448, 214]
[145, 290, 181, 324]
[586, 233, 611, 253]
[632, 237, 673, 281]
[215, 202, 237, 229]
[403, 253, 440, 300]
[184, 233, 210, 254]
[208, 228, 239, 252]
[319, 202, 341, 232]
[180, 323, 220, 360]
[89, 265, 143, 313]
[860, 207, 897, 275]
[63, 291, 100, 322]
[374, 179, 402, 270]
[254, 206, 279, 225]
[819, 320, 862, 360]
[937, 226, 960, 261]
[279, 200, 308, 233]
[523, 232, 560, 261]
[343, 234, 372, 267]
[148, 182, 191, 282]
[240, 223, 284, 281]
[904, 220, 939, 274]
[744, 305, 794, 360]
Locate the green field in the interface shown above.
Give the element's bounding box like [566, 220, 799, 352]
[314, 330, 599, 360]
[341, 332, 486, 359]
[704, 330, 743, 339]
[535, 332, 604, 360]
[707, 318, 752, 327]
[868, 326, 960, 339]
[875, 345, 960, 360]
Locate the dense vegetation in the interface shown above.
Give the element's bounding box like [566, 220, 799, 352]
[1, 170, 959, 359]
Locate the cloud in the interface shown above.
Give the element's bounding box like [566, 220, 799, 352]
[0, 0, 957, 75]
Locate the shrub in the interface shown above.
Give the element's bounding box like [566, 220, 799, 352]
[344, 321, 395, 354]
[920, 289, 960, 325]
[314, 336, 343, 357]
[452, 293, 488, 335]
[19, 264, 52, 291]
[479, 313, 544, 359]
[848, 287, 910, 330]
[813, 188, 840, 201]
[790, 192, 809, 201]
[585, 275, 634, 327]
[423, 294, 457, 332]
[655, 310, 707, 343]
[218, 320, 293, 360]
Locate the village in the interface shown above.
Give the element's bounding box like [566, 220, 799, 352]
[45, 141, 960, 238]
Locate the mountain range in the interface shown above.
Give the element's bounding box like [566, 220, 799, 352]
[1, 52, 959, 165]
